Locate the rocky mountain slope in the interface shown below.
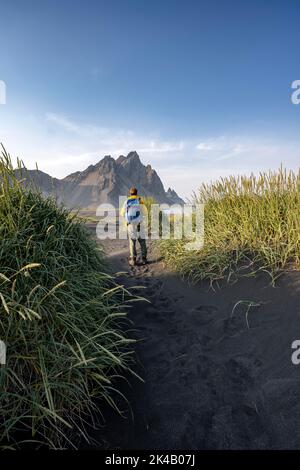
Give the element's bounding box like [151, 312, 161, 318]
[16, 151, 184, 208]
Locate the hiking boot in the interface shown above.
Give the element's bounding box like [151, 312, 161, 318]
[141, 257, 148, 265]
[129, 257, 137, 266]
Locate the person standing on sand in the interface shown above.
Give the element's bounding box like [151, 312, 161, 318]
[120, 187, 148, 266]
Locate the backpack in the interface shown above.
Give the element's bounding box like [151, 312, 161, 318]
[125, 197, 142, 225]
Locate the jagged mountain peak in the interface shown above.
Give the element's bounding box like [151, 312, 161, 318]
[117, 152, 142, 172]
[95, 155, 116, 170]
[166, 187, 185, 205]
[116, 155, 126, 164]
[16, 151, 184, 208]
[126, 151, 140, 161]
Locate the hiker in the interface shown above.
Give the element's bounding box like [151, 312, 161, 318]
[121, 187, 148, 266]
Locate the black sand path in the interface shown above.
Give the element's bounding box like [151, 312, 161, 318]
[90, 235, 300, 450]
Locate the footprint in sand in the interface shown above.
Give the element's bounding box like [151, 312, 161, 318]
[156, 297, 171, 308]
[164, 309, 176, 318]
[189, 305, 219, 325]
[225, 356, 256, 390]
[173, 295, 184, 303]
[199, 334, 214, 350]
[150, 360, 170, 381]
[149, 279, 163, 288]
[223, 315, 246, 336]
[178, 358, 211, 387]
[145, 286, 156, 297]
[167, 327, 178, 336]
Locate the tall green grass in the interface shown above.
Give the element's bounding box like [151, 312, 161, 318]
[0, 146, 138, 449]
[160, 168, 300, 285]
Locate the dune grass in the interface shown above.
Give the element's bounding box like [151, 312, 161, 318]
[0, 146, 139, 449]
[160, 167, 300, 285]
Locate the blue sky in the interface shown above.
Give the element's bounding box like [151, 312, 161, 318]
[0, 0, 300, 197]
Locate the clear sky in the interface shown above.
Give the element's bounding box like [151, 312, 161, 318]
[0, 0, 300, 197]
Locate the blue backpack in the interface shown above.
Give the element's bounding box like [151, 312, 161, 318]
[125, 197, 142, 225]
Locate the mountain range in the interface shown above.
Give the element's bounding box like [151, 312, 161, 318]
[15, 151, 184, 208]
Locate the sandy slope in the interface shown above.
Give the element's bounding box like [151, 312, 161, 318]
[90, 232, 300, 450]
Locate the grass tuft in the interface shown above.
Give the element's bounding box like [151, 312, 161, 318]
[160, 167, 300, 285]
[0, 145, 137, 449]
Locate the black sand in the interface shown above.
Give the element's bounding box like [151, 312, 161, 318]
[91, 235, 300, 450]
